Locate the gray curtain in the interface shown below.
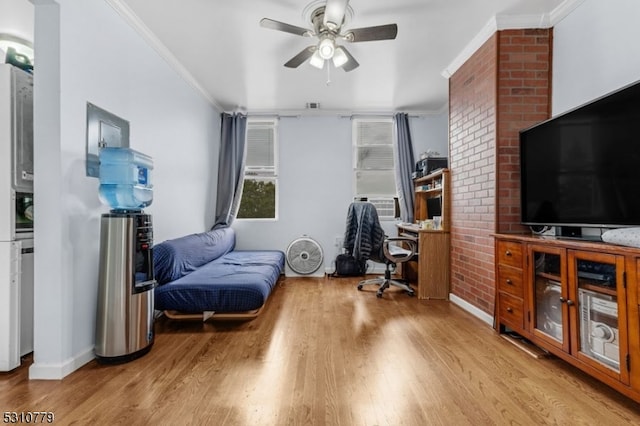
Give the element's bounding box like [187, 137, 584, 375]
[393, 113, 415, 223]
[212, 112, 247, 229]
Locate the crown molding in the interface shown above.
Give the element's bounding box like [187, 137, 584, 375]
[105, 0, 224, 112]
[441, 15, 498, 79]
[549, 0, 586, 25]
[441, 0, 586, 79]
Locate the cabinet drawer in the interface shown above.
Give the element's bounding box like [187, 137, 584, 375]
[498, 292, 524, 329]
[497, 265, 523, 297]
[497, 241, 523, 268]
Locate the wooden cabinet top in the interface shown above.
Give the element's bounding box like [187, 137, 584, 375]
[494, 233, 640, 257]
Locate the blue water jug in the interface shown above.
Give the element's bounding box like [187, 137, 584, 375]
[98, 147, 153, 210]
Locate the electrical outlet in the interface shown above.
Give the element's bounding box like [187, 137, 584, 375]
[334, 236, 344, 247]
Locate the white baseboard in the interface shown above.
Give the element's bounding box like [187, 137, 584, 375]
[29, 346, 94, 380]
[449, 293, 494, 327]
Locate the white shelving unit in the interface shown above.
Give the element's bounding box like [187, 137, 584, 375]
[0, 63, 34, 371]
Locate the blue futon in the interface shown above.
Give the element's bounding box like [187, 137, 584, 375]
[153, 227, 284, 320]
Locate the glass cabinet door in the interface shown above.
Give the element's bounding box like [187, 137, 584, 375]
[528, 245, 569, 352]
[568, 250, 628, 382]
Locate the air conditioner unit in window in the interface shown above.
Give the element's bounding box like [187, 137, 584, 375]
[363, 197, 399, 219]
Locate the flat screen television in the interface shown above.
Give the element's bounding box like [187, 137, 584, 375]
[520, 79, 640, 229]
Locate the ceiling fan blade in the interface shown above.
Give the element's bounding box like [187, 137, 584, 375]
[284, 46, 317, 68]
[344, 23, 398, 42]
[323, 0, 349, 29]
[260, 18, 312, 37]
[338, 46, 359, 72]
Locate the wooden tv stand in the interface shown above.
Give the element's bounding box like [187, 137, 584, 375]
[494, 233, 640, 403]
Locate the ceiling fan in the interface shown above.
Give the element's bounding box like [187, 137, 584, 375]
[260, 0, 398, 72]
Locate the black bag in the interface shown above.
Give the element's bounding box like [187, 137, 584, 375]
[331, 253, 367, 277]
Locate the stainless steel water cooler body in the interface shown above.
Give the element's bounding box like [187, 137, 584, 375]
[95, 211, 155, 363]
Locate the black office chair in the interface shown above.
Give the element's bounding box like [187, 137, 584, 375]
[342, 202, 417, 298]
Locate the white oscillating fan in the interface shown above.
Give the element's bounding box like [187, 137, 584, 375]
[286, 236, 324, 275]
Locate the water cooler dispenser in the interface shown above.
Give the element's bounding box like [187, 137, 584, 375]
[95, 147, 156, 363]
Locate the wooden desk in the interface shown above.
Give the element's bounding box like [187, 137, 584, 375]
[397, 223, 450, 299]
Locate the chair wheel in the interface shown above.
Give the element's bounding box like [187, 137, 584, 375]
[357, 284, 363, 291]
[376, 292, 383, 298]
[407, 291, 415, 297]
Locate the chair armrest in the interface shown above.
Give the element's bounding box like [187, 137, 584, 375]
[383, 237, 417, 263]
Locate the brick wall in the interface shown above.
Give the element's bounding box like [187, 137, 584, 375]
[449, 35, 498, 314]
[496, 29, 553, 233]
[449, 29, 552, 315]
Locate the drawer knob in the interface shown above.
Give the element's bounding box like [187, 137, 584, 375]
[506, 307, 513, 313]
[505, 250, 512, 257]
[506, 279, 513, 285]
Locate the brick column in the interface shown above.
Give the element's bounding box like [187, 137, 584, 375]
[497, 29, 553, 233]
[449, 29, 552, 315]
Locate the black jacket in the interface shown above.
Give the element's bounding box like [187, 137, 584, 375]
[342, 202, 385, 263]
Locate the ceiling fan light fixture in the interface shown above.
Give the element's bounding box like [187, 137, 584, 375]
[309, 50, 325, 69]
[332, 46, 348, 68]
[261, 2, 395, 73]
[318, 37, 335, 60]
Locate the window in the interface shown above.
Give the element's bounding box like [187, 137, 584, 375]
[237, 119, 278, 219]
[353, 118, 398, 219]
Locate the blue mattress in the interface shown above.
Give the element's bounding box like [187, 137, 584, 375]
[155, 250, 284, 313]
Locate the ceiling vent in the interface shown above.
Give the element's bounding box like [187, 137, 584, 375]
[306, 102, 321, 109]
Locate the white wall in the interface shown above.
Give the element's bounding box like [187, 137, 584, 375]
[410, 111, 449, 158]
[552, 0, 640, 115]
[31, 0, 219, 379]
[232, 112, 448, 274]
[0, 0, 33, 43]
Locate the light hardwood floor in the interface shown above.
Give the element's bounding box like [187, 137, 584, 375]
[2, 276, 640, 425]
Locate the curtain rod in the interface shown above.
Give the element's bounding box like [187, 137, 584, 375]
[244, 112, 428, 119]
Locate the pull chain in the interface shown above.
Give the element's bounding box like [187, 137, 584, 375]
[326, 62, 331, 86]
